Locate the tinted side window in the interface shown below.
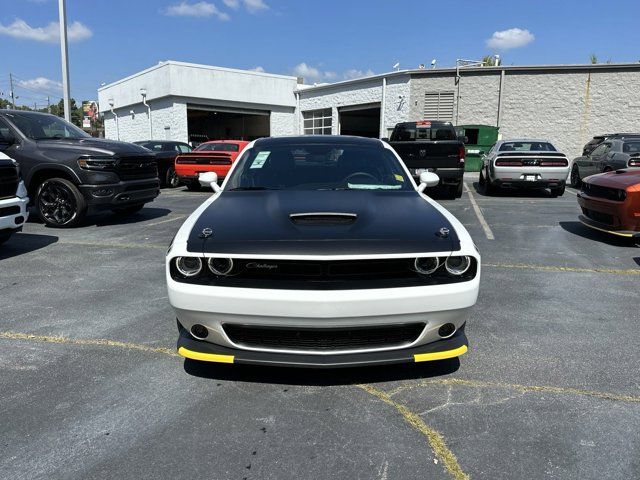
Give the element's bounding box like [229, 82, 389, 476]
[0, 118, 15, 142]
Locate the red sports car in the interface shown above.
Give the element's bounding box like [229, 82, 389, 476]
[577, 170, 640, 238]
[175, 140, 249, 190]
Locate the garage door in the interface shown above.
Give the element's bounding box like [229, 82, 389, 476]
[187, 104, 270, 145]
[339, 103, 381, 138]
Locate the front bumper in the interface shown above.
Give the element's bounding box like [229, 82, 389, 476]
[177, 321, 468, 367]
[176, 166, 231, 183]
[0, 195, 29, 233]
[79, 178, 160, 208]
[490, 166, 569, 188]
[577, 192, 639, 236]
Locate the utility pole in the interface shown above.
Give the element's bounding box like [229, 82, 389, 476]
[58, 0, 71, 121]
[9, 73, 15, 109]
[47, 96, 51, 113]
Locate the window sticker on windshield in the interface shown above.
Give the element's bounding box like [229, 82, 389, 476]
[250, 151, 270, 169]
[394, 174, 404, 182]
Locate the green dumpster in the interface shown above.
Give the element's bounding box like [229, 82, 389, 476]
[455, 125, 499, 172]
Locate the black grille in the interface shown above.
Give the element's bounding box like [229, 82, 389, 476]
[581, 183, 626, 201]
[116, 157, 158, 180]
[583, 208, 615, 226]
[0, 165, 19, 200]
[223, 323, 425, 351]
[0, 205, 20, 217]
[171, 257, 478, 290]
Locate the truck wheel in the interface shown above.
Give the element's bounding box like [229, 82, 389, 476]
[570, 165, 581, 188]
[455, 181, 464, 198]
[36, 178, 87, 228]
[186, 182, 201, 191]
[111, 203, 145, 215]
[165, 167, 180, 188]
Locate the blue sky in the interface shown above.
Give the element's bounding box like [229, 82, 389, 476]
[1, 0, 639, 107]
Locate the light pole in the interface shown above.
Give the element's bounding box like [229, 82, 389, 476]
[58, 0, 71, 121]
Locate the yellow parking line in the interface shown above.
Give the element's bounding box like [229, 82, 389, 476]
[144, 215, 187, 227]
[387, 378, 640, 404]
[357, 384, 469, 480]
[483, 262, 640, 276]
[463, 183, 495, 240]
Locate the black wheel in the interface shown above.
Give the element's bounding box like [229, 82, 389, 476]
[478, 168, 486, 188]
[37, 178, 87, 228]
[550, 184, 565, 197]
[0, 231, 12, 245]
[165, 167, 180, 188]
[111, 203, 145, 215]
[455, 181, 463, 198]
[570, 165, 581, 188]
[483, 168, 496, 195]
[186, 182, 201, 191]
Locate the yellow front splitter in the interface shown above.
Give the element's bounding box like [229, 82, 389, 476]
[178, 346, 234, 364]
[414, 344, 468, 362]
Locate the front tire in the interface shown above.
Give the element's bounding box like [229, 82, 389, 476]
[452, 181, 463, 199]
[36, 178, 87, 228]
[570, 165, 581, 188]
[550, 184, 565, 197]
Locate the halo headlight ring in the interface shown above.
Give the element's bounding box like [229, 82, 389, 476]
[175, 257, 203, 277]
[445, 256, 471, 276]
[208, 257, 234, 276]
[414, 257, 440, 275]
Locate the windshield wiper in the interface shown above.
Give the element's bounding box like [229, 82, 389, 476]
[228, 186, 280, 191]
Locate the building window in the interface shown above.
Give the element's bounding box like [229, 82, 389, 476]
[423, 91, 455, 121]
[303, 108, 332, 135]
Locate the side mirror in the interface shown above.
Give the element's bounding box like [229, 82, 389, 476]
[460, 135, 469, 144]
[380, 137, 389, 143]
[198, 171, 221, 193]
[418, 171, 440, 192]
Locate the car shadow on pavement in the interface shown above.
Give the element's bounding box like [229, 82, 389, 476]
[471, 182, 554, 198]
[183, 357, 460, 386]
[559, 221, 639, 248]
[27, 207, 173, 228]
[0, 232, 58, 260]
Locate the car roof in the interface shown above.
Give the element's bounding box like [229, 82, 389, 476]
[254, 135, 384, 148]
[0, 109, 55, 118]
[498, 138, 552, 144]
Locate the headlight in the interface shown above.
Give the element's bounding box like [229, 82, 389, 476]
[208, 257, 233, 276]
[77, 156, 117, 170]
[445, 256, 471, 276]
[16, 180, 28, 199]
[175, 257, 203, 277]
[414, 257, 440, 275]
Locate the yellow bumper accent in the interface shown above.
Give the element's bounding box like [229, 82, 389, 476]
[414, 344, 468, 363]
[578, 218, 634, 238]
[178, 346, 235, 364]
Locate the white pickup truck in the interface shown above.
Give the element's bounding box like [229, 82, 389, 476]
[0, 151, 29, 245]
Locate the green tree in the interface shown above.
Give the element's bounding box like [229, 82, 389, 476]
[482, 55, 497, 66]
[589, 53, 598, 64]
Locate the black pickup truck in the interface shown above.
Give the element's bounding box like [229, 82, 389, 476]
[385, 121, 466, 198]
[0, 110, 160, 227]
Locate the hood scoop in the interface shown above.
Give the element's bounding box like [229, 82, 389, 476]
[289, 212, 357, 226]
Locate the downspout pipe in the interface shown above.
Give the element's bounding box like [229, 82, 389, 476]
[141, 90, 152, 139]
[379, 76, 387, 138]
[109, 101, 119, 141]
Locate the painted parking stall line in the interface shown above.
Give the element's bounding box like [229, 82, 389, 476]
[463, 183, 495, 240]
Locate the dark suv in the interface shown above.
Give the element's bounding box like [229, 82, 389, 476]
[0, 110, 160, 227]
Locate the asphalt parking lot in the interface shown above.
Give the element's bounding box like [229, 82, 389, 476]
[1, 173, 639, 480]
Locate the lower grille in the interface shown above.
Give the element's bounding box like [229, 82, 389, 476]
[581, 183, 626, 201]
[0, 165, 19, 199]
[223, 323, 425, 351]
[583, 208, 615, 226]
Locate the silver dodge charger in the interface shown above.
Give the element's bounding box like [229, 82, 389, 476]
[479, 139, 569, 196]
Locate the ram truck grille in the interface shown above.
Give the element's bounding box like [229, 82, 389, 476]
[223, 323, 426, 351]
[116, 157, 158, 180]
[0, 165, 19, 200]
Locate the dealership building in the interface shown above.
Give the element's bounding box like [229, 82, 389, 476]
[98, 60, 640, 158]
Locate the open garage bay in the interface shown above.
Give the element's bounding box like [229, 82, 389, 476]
[1, 175, 639, 479]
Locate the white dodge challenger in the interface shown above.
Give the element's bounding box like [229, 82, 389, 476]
[166, 136, 480, 367]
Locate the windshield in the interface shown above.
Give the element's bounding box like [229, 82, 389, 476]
[225, 143, 412, 191]
[499, 142, 556, 152]
[196, 143, 239, 152]
[5, 112, 90, 140]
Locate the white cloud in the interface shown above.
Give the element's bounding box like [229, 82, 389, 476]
[250, 66, 265, 72]
[486, 28, 534, 50]
[292, 63, 376, 83]
[165, 2, 230, 20]
[243, 0, 268, 13]
[0, 19, 92, 43]
[17, 77, 62, 94]
[222, 0, 240, 8]
[343, 69, 375, 80]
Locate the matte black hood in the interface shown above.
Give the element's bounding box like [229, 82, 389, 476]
[35, 138, 153, 158]
[188, 190, 459, 255]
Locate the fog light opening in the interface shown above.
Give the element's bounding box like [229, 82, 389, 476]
[190, 324, 209, 339]
[438, 323, 456, 339]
